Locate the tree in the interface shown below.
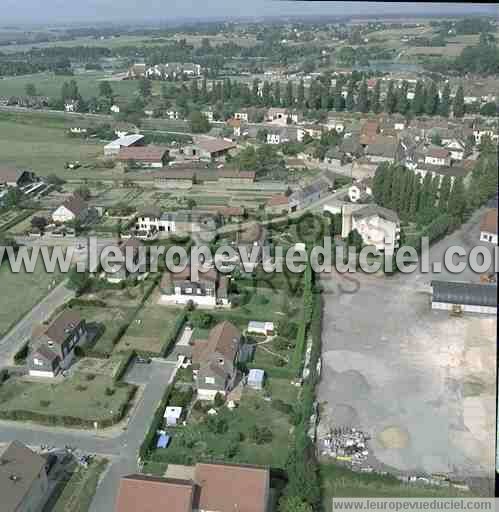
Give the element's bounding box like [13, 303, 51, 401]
[453, 85, 465, 118]
[347, 229, 364, 252]
[480, 101, 497, 117]
[431, 133, 442, 146]
[448, 177, 466, 221]
[439, 82, 451, 117]
[74, 185, 91, 201]
[285, 81, 294, 107]
[385, 80, 397, 114]
[438, 175, 452, 211]
[411, 80, 425, 115]
[67, 267, 90, 295]
[188, 111, 210, 133]
[249, 425, 273, 444]
[273, 81, 281, 106]
[345, 80, 355, 112]
[31, 216, 48, 233]
[98, 81, 113, 99]
[262, 81, 272, 107]
[256, 128, 268, 143]
[395, 81, 409, 114]
[357, 79, 368, 113]
[138, 78, 152, 98]
[297, 79, 305, 107]
[25, 83, 37, 96]
[371, 80, 381, 113]
[424, 81, 439, 116]
[279, 497, 313, 512]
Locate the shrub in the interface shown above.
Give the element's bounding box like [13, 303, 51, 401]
[249, 425, 273, 445]
[75, 384, 87, 392]
[105, 386, 115, 396]
[85, 373, 96, 381]
[213, 392, 225, 408]
[40, 400, 51, 407]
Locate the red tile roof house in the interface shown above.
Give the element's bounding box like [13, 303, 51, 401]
[117, 146, 169, 169]
[52, 193, 89, 224]
[28, 310, 87, 378]
[192, 321, 242, 400]
[194, 137, 237, 160]
[479, 209, 497, 244]
[265, 194, 289, 214]
[159, 266, 229, 308]
[115, 462, 270, 512]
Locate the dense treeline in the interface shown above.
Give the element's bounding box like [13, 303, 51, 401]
[372, 138, 497, 245]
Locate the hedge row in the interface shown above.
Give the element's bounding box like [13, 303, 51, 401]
[113, 350, 136, 382]
[161, 312, 187, 357]
[0, 385, 137, 429]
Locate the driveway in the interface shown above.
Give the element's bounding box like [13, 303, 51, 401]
[317, 208, 496, 491]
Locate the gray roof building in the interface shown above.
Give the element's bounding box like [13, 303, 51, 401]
[431, 281, 497, 308]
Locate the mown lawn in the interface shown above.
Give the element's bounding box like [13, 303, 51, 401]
[0, 253, 63, 337]
[0, 373, 135, 425]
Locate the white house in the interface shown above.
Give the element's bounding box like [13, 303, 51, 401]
[473, 126, 499, 145]
[110, 104, 120, 114]
[479, 209, 497, 244]
[445, 139, 465, 161]
[234, 111, 249, 122]
[52, 194, 88, 224]
[201, 110, 214, 122]
[341, 204, 401, 255]
[247, 369, 265, 390]
[134, 208, 176, 236]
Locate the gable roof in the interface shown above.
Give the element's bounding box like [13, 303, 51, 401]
[193, 321, 241, 365]
[0, 167, 23, 184]
[44, 310, 83, 345]
[115, 475, 193, 512]
[480, 209, 497, 234]
[117, 146, 168, 162]
[0, 441, 46, 512]
[431, 281, 497, 308]
[353, 205, 400, 224]
[194, 463, 269, 512]
[196, 138, 236, 154]
[61, 194, 87, 216]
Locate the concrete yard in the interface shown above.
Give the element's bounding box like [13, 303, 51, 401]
[318, 211, 496, 489]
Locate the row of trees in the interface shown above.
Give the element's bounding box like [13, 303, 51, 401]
[372, 138, 497, 230]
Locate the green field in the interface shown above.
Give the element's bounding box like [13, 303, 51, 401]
[0, 373, 135, 425]
[0, 117, 103, 177]
[0, 71, 139, 99]
[0, 254, 64, 337]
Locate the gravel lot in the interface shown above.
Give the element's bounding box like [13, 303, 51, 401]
[318, 208, 496, 487]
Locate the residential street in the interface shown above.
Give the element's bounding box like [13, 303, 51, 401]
[0, 359, 177, 511]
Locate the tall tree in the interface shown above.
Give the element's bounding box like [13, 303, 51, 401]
[138, 78, 152, 98]
[411, 80, 425, 115]
[438, 175, 452, 211]
[285, 81, 294, 108]
[273, 81, 281, 107]
[262, 81, 272, 107]
[385, 80, 397, 114]
[357, 79, 369, 113]
[439, 82, 451, 117]
[453, 85, 465, 118]
[345, 80, 355, 112]
[382, 165, 394, 207]
[409, 177, 421, 216]
[252, 78, 260, 102]
[297, 79, 305, 107]
[371, 80, 381, 113]
[396, 81, 409, 114]
[98, 81, 113, 99]
[424, 81, 439, 116]
[448, 177, 466, 221]
[333, 80, 344, 111]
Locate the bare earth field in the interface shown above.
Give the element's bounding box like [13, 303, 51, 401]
[318, 211, 496, 490]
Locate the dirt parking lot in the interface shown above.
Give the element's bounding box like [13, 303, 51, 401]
[318, 211, 496, 485]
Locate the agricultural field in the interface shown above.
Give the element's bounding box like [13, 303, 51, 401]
[0, 70, 139, 99]
[6, 209, 50, 235]
[0, 372, 135, 426]
[0, 253, 63, 337]
[0, 208, 32, 232]
[0, 118, 103, 178]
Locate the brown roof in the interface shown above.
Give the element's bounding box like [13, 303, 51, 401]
[117, 146, 168, 162]
[44, 310, 83, 345]
[0, 441, 47, 512]
[427, 146, 450, 159]
[115, 475, 193, 512]
[194, 463, 269, 512]
[161, 266, 218, 290]
[204, 206, 244, 217]
[267, 195, 289, 207]
[217, 169, 255, 180]
[0, 166, 23, 184]
[196, 138, 236, 154]
[33, 343, 60, 363]
[480, 209, 497, 234]
[202, 321, 241, 362]
[62, 194, 87, 216]
[361, 120, 379, 136]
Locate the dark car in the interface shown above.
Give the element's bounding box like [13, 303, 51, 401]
[45, 454, 58, 474]
[136, 357, 152, 364]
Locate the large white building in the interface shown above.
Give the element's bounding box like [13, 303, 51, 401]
[341, 204, 400, 255]
[104, 134, 144, 157]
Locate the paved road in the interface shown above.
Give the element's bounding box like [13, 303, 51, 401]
[0, 280, 74, 367]
[0, 359, 177, 510]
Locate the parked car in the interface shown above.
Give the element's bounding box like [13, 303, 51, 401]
[45, 454, 58, 474]
[136, 357, 152, 364]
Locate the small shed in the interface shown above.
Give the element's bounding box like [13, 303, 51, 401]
[247, 369, 265, 390]
[247, 321, 275, 337]
[164, 406, 183, 426]
[156, 433, 171, 449]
